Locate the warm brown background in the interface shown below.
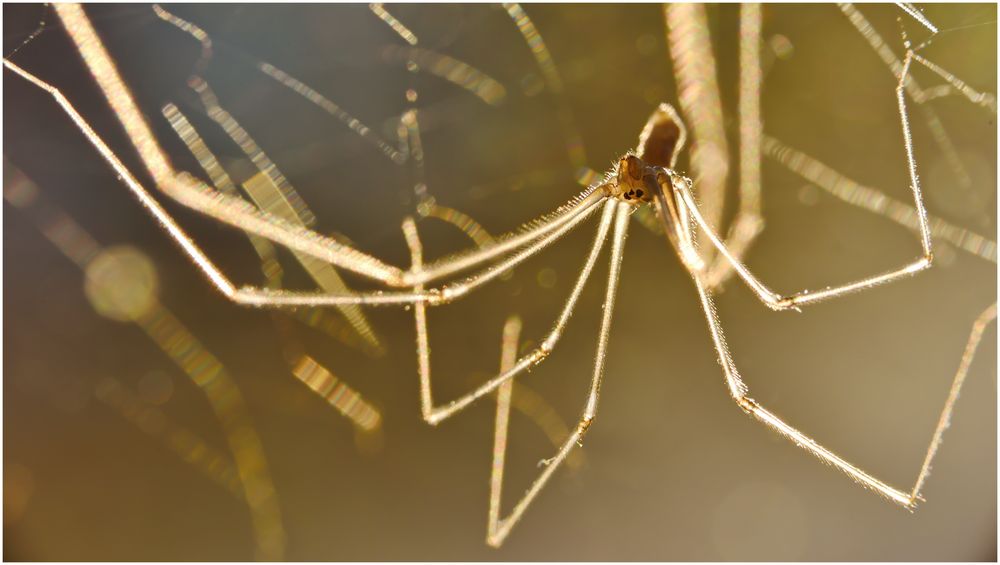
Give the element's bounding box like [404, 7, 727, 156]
[4, 4, 996, 561]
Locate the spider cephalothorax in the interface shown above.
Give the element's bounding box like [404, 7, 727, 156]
[611, 153, 660, 203]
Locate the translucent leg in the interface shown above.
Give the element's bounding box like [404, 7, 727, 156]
[487, 315, 523, 545]
[487, 200, 630, 547]
[692, 270, 996, 507]
[403, 200, 619, 425]
[249, 196, 608, 308]
[413, 188, 606, 286]
[676, 52, 933, 311]
[16, 5, 607, 290]
[2, 58, 609, 310]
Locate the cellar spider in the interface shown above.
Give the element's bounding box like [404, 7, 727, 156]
[3, 3, 992, 549]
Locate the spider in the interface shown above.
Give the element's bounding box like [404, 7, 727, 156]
[4, 3, 995, 555]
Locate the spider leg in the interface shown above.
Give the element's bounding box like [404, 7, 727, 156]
[19, 4, 606, 292]
[1, 55, 402, 284]
[910, 302, 997, 497]
[487, 315, 523, 545]
[487, 201, 630, 547]
[160, 167, 603, 292]
[2, 54, 606, 309]
[249, 195, 608, 309]
[651, 5, 763, 289]
[7, 50, 600, 289]
[676, 51, 933, 311]
[691, 268, 996, 507]
[403, 199, 618, 425]
[413, 188, 606, 286]
[0, 64, 426, 306]
[154, 3, 608, 288]
[5, 59, 604, 311]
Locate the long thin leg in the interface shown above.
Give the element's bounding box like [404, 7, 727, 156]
[254, 195, 607, 308]
[47, 4, 403, 282]
[488, 315, 523, 545]
[2, 55, 399, 285]
[676, 51, 933, 311]
[1, 58, 421, 303]
[16, 4, 606, 291]
[414, 187, 606, 287]
[691, 267, 996, 507]
[487, 199, 630, 547]
[3, 57, 607, 309]
[228, 192, 607, 306]
[641, 6, 761, 289]
[404, 200, 619, 425]
[910, 302, 997, 497]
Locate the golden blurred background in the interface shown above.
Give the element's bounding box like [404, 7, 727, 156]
[4, 3, 996, 560]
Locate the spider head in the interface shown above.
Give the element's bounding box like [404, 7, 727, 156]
[613, 154, 657, 203]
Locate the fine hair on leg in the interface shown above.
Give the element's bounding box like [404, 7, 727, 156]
[404, 199, 617, 425]
[673, 48, 934, 311]
[486, 201, 631, 547]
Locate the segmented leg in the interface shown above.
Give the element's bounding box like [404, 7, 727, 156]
[2, 54, 608, 309]
[675, 51, 933, 311]
[403, 199, 618, 425]
[487, 200, 630, 547]
[691, 267, 996, 508]
[9, 4, 606, 296]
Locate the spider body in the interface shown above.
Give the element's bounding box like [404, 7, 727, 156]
[607, 106, 703, 271]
